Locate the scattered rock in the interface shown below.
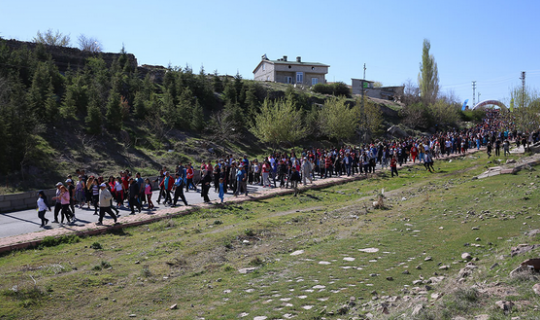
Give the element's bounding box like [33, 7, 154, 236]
[431, 293, 442, 300]
[425, 256, 433, 261]
[533, 283, 540, 295]
[439, 265, 449, 270]
[359, 248, 379, 253]
[495, 300, 514, 312]
[474, 315, 489, 320]
[402, 270, 410, 275]
[386, 277, 394, 281]
[490, 263, 499, 270]
[511, 244, 540, 257]
[461, 253, 472, 261]
[129, 315, 136, 318]
[238, 267, 258, 274]
[290, 250, 304, 256]
[472, 226, 480, 230]
[169, 304, 177, 310]
[411, 304, 423, 316]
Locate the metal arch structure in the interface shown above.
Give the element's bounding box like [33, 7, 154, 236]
[471, 99, 509, 111]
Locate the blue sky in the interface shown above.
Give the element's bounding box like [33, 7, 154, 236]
[1, 0, 539, 106]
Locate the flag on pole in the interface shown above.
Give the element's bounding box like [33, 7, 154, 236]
[462, 99, 469, 110]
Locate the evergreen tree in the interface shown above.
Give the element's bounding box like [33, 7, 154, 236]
[161, 89, 179, 127]
[212, 70, 223, 93]
[191, 100, 205, 133]
[85, 100, 102, 134]
[27, 62, 52, 119]
[222, 81, 237, 105]
[133, 91, 147, 120]
[105, 91, 123, 131]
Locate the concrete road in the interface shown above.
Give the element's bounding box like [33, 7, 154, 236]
[0, 183, 268, 239]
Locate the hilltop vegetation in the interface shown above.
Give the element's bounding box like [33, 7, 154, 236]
[0, 37, 492, 192]
[0, 39, 393, 192]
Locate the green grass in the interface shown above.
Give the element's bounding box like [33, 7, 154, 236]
[0, 152, 539, 319]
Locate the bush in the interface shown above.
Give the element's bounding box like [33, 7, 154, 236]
[312, 82, 351, 98]
[141, 265, 152, 277]
[90, 242, 102, 250]
[92, 260, 111, 271]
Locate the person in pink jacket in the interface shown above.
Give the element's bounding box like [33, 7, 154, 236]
[52, 185, 72, 225]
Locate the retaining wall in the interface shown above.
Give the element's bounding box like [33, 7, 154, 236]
[0, 176, 165, 213]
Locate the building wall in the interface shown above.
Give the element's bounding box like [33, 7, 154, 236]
[275, 72, 325, 85]
[253, 61, 275, 82]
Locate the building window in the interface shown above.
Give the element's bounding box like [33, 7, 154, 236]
[286, 76, 292, 84]
[312, 78, 318, 85]
[296, 72, 303, 84]
[262, 63, 265, 71]
[266, 76, 270, 81]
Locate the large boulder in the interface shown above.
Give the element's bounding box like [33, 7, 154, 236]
[387, 125, 408, 138]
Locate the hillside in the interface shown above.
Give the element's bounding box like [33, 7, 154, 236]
[1, 151, 539, 319]
[0, 39, 402, 193]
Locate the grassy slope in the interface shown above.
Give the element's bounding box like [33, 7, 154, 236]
[1, 152, 538, 319]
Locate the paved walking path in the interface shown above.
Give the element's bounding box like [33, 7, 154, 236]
[0, 148, 496, 253]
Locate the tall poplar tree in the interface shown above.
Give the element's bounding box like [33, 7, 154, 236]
[418, 39, 439, 104]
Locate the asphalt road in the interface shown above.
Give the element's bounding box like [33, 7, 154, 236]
[0, 183, 266, 239]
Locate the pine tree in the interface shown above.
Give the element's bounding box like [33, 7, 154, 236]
[191, 100, 205, 133]
[85, 100, 102, 134]
[105, 91, 123, 131]
[212, 70, 223, 93]
[133, 91, 147, 120]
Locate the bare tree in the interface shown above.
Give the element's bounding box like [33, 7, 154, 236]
[402, 79, 421, 106]
[32, 29, 70, 47]
[78, 34, 102, 53]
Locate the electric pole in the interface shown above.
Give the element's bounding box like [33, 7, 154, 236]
[478, 92, 481, 103]
[520, 71, 526, 108]
[472, 81, 476, 108]
[361, 63, 366, 109]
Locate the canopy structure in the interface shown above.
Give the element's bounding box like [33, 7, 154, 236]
[472, 99, 508, 111]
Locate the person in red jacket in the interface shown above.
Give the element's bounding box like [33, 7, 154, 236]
[390, 155, 398, 177]
[185, 164, 197, 192]
[159, 171, 174, 205]
[410, 144, 418, 163]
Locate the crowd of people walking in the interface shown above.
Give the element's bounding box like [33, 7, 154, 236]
[36, 109, 538, 227]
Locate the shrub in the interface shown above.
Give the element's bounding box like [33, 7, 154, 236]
[312, 82, 351, 98]
[93, 260, 111, 271]
[90, 242, 102, 250]
[141, 265, 152, 277]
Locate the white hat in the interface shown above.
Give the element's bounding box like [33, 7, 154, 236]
[99, 183, 107, 187]
[65, 179, 72, 183]
[56, 182, 63, 187]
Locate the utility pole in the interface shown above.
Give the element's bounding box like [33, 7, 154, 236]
[520, 71, 526, 108]
[472, 81, 476, 108]
[361, 63, 366, 109]
[478, 92, 481, 103]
